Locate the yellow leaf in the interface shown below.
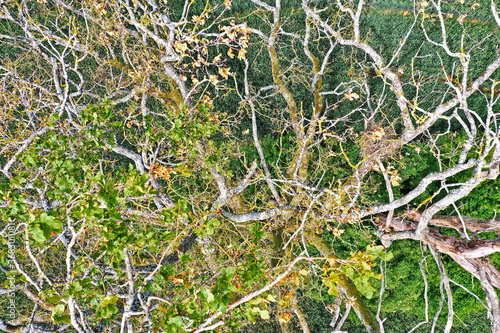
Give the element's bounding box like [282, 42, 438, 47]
[390, 170, 401, 186]
[149, 164, 175, 179]
[208, 74, 219, 85]
[418, 1, 429, 8]
[332, 227, 345, 237]
[218, 67, 231, 79]
[370, 127, 385, 140]
[345, 91, 360, 100]
[192, 15, 206, 25]
[94, 3, 107, 14]
[259, 309, 270, 320]
[266, 295, 277, 302]
[237, 48, 247, 60]
[171, 278, 183, 285]
[279, 312, 293, 323]
[174, 42, 188, 53]
[298, 269, 310, 276]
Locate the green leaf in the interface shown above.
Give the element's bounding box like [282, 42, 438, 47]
[52, 304, 65, 316]
[30, 224, 50, 242]
[40, 290, 62, 304]
[259, 309, 270, 320]
[208, 218, 220, 227]
[96, 295, 119, 319]
[40, 212, 63, 229]
[251, 307, 270, 320]
[200, 286, 214, 303]
[30, 213, 63, 242]
[165, 315, 188, 333]
[323, 272, 341, 296]
[51, 304, 71, 324]
[366, 244, 393, 261]
[101, 295, 118, 306]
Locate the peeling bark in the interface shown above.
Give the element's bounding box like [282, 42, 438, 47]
[377, 215, 500, 289]
[407, 212, 500, 234]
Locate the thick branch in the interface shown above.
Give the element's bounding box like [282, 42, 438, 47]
[379, 216, 500, 259]
[210, 160, 258, 209]
[377, 216, 500, 289]
[407, 212, 500, 234]
[306, 231, 380, 333]
[221, 205, 299, 223]
[0, 317, 63, 333]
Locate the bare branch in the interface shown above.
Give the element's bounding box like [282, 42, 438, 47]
[361, 159, 476, 218]
[221, 205, 299, 223]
